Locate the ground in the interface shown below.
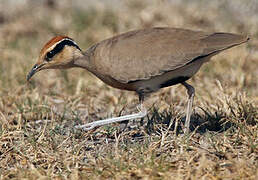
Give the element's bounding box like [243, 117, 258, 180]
[0, 0, 257, 179]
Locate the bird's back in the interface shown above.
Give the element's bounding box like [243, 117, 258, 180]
[88, 27, 249, 85]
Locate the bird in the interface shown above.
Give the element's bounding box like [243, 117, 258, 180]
[27, 27, 249, 133]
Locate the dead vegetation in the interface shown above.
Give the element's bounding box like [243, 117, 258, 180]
[0, 0, 257, 179]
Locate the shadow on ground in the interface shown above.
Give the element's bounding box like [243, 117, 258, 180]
[143, 104, 257, 135]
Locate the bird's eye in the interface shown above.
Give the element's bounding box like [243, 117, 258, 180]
[33, 64, 38, 70]
[45, 51, 54, 61]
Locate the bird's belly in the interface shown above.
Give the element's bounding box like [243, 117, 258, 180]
[129, 59, 205, 93]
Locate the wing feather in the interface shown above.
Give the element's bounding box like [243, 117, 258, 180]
[90, 27, 248, 83]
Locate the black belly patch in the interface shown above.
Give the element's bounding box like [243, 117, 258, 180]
[160, 76, 190, 88]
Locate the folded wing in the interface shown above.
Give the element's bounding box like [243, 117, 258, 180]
[92, 27, 248, 83]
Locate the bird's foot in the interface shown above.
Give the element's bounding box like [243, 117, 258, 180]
[75, 105, 147, 131]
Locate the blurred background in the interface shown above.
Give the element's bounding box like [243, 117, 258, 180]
[0, 0, 257, 111]
[0, 0, 257, 122]
[0, 0, 257, 178]
[0, 0, 257, 115]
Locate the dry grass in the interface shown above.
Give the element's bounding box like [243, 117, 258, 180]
[0, 0, 257, 179]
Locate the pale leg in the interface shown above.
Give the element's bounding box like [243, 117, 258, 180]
[181, 82, 195, 134]
[75, 93, 147, 130]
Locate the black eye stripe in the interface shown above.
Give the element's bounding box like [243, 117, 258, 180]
[45, 39, 81, 60]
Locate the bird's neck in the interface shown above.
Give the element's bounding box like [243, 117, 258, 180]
[73, 51, 95, 72]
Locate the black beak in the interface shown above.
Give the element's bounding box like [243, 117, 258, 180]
[27, 64, 39, 81]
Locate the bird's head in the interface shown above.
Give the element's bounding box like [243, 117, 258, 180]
[27, 36, 83, 81]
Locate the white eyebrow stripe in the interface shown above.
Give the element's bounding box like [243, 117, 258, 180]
[47, 38, 78, 52]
